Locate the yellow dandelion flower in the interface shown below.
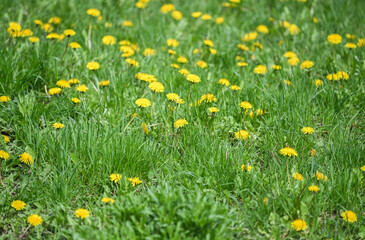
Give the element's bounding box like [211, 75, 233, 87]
[71, 98, 81, 104]
[128, 177, 142, 186]
[86, 61, 100, 70]
[148, 82, 164, 93]
[345, 43, 357, 49]
[293, 173, 304, 181]
[179, 68, 190, 76]
[174, 119, 188, 128]
[229, 85, 241, 91]
[143, 48, 156, 56]
[308, 185, 320, 192]
[201, 93, 217, 103]
[122, 20, 133, 27]
[315, 79, 323, 87]
[186, 74, 201, 83]
[171, 63, 180, 69]
[2, 135, 10, 143]
[52, 122, 64, 129]
[328, 34, 342, 44]
[68, 79, 80, 84]
[280, 147, 298, 157]
[76, 84, 88, 93]
[284, 51, 297, 58]
[216, 17, 224, 24]
[235, 130, 249, 140]
[56, 80, 71, 88]
[19, 152, 34, 165]
[288, 57, 299, 66]
[102, 35, 116, 45]
[201, 14, 212, 20]
[291, 219, 308, 231]
[28, 36, 39, 43]
[135, 98, 151, 108]
[99, 80, 110, 87]
[167, 39, 179, 47]
[361, 165, 365, 171]
[28, 214, 43, 226]
[239, 101, 252, 109]
[64, 29, 76, 37]
[125, 58, 139, 67]
[101, 197, 115, 203]
[48, 88, 62, 95]
[300, 60, 314, 69]
[218, 78, 230, 86]
[254, 65, 267, 74]
[191, 12, 202, 18]
[341, 210, 357, 223]
[171, 10, 183, 20]
[237, 62, 248, 67]
[272, 65, 282, 70]
[109, 173, 122, 183]
[208, 107, 219, 113]
[11, 200, 26, 211]
[0, 150, 10, 159]
[87, 8, 101, 17]
[256, 25, 269, 34]
[203, 39, 214, 47]
[0, 96, 10, 102]
[75, 208, 90, 219]
[301, 127, 314, 134]
[263, 198, 269, 205]
[160, 4, 175, 14]
[315, 171, 327, 181]
[311, 149, 316, 156]
[46, 33, 60, 39]
[177, 56, 188, 63]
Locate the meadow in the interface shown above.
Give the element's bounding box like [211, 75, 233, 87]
[0, 0, 365, 239]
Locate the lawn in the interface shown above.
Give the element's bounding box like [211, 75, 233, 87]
[0, 0, 364, 239]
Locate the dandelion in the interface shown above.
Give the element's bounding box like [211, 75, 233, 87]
[76, 84, 88, 93]
[216, 17, 224, 24]
[254, 65, 267, 74]
[0, 150, 10, 159]
[71, 98, 81, 104]
[75, 209, 90, 219]
[191, 12, 202, 18]
[315, 171, 327, 181]
[0, 96, 10, 102]
[288, 57, 299, 66]
[57, 80, 71, 88]
[272, 65, 282, 70]
[235, 130, 249, 140]
[29, 36, 39, 43]
[171, 10, 183, 20]
[86, 61, 100, 70]
[345, 43, 357, 49]
[300, 60, 314, 69]
[28, 214, 43, 226]
[167, 39, 179, 47]
[280, 147, 298, 157]
[143, 48, 156, 56]
[101, 198, 114, 203]
[99, 80, 110, 87]
[218, 78, 230, 86]
[64, 29, 76, 37]
[109, 173, 122, 183]
[241, 164, 253, 172]
[171, 63, 180, 69]
[203, 39, 214, 47]
[102, 35, 116, 45]
[288, 24, 300, 35]
[11, 200, 26, 211]
[135, 98, 151, 108]
[186, 74, 201, 83]
[2, 135, 10, 143]
[49, 88, 62, 95]
[301, 127, 314, 134]
[201, 94, 217, 103]
[237, 62, 248, 67]
[315, 80, 323, 87]
[128, 177, 142, 186]
[293, 173, 304, 181]
[208, 107, 219, 113]
[328, 34, 342, 44]
[196, 60, 208, 68]
[358, 38, 365, 47]
[361, 165, 365, 171]
[148, 82, 165, 93]
[122, 20, 133, 27]
[263, 197, 269, 205]
[341, 210, 357, 223]
[256, 25, 269, 33]
[284, 51, 297, 58]
[230, 85, 240, 91]
[48, 16, 61, 24]
[87, 8, 101, 17]
[46, 33, 60, 39]
[67, 42, 80, 50]
[177, 56, 188, 63]
[19, 152, 34, 165]
[311, 149, 316, 156]
[52, 122, 64, 129]
[308, 185, 320, 192]
[291, 219, 308, 231]
[201, 14, 212, 20]
[65, 80, 78, 86]
[125, 58, 139, 67]
[160, 4, 175, 14]
[174, 119, 188, 128]
[239, 101, 253, 109]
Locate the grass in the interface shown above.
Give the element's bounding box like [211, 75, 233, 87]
[0, 0, 365, 239]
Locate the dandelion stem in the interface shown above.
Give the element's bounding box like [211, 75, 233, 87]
[88, 22, 92, 50]
[60, 37, 70, 62]
[286, 159, 291, 184]
[150, 93, 155, 118]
